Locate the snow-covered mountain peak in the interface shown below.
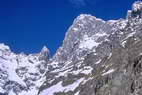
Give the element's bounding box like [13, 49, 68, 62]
[76, 14, 104, 21]
[53, 13, 112, 63]
[76, 14, 94, 20]
[132, 1, 142, 12]
[76, 14, 88, 20]
[0, 43, 10, 51]
[74, 14, 105, 25]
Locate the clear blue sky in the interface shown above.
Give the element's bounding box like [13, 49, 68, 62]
[0, 0, 136, 54]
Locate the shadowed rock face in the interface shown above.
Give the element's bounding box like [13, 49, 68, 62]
[1, 1, 142, 95]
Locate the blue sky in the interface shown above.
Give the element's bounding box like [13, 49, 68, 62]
[0, 0, 136, 54]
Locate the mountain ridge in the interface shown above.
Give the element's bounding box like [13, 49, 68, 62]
[1, 1, 142, 95]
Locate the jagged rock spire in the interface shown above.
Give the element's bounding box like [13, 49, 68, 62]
[127, 1, 142, 19]
[41, 46, 49, 53]
[39, 45, 50, 61]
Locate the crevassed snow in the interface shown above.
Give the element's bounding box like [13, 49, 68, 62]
[79, 35, 100, 49]
[40, 78, 84, 95]
[102, 69, 115, 76]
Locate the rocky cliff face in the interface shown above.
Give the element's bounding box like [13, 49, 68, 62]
[1, 1, 142, 95]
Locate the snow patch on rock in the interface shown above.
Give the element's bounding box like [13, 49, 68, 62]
[79, 35, 100, 50]
[40, 78, 84, 95]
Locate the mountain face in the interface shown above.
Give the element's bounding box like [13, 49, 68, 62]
[0, 44, 50, 95]
[1, 1, 142, 95]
